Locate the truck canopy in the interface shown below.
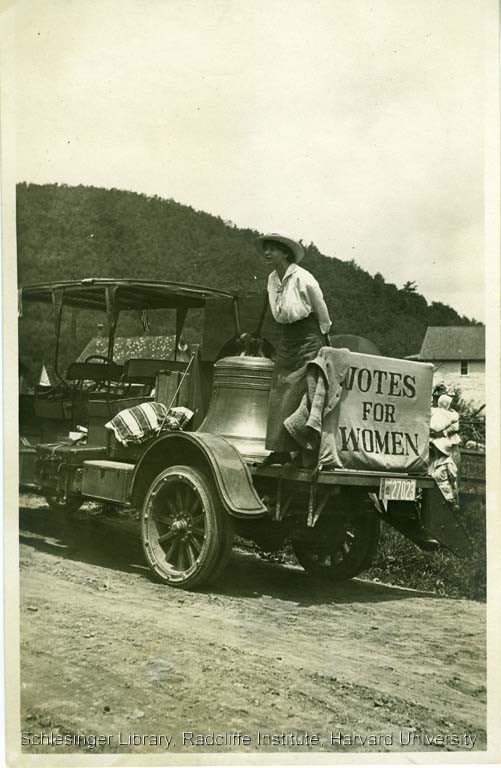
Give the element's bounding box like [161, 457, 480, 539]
[19, 278, 235, 313]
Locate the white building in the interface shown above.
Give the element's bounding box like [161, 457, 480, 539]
[411, 326, 485, 407]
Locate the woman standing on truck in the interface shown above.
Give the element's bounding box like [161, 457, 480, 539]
[256, 233, 332, 465]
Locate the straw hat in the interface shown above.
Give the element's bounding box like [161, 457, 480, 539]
[255, 233, 304, 263]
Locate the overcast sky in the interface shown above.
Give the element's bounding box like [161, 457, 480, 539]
[15, 0, 488, 320]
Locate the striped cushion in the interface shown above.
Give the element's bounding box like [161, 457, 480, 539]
[105, 402, 192, 446]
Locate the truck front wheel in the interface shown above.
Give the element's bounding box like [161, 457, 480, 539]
[292, 494, 380, 581]
[45, 494, 83, 517]
[141, 465, 233, 589]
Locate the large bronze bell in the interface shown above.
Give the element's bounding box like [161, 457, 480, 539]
[198, 356, 274, 458]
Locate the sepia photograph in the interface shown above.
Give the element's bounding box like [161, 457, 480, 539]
[2, 0, 500, 765]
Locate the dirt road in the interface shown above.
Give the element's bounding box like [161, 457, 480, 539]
[19, 494, 486, 757]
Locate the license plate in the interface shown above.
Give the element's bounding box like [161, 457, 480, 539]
[379, 477, 416, 502]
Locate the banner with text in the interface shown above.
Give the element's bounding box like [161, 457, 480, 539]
[321, 353, 434, 472]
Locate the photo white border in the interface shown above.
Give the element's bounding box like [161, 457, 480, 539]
[2, 1, 499, 766]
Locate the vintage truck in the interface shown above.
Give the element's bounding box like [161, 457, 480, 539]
[19, 278, 471, 589]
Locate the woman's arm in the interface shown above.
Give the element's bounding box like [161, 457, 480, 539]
[305, 278, 332, 335]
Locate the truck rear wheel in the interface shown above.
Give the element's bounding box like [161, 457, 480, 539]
[141, 465, 233, 589]
[292, 495, 380, 581]
[45, 494, 83, 517]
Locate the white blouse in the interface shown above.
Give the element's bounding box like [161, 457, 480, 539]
[267, 263, 332, 334]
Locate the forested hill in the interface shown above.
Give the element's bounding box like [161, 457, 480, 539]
[17, 182, 474, 365]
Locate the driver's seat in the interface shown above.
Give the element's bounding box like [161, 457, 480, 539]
[66, 360, 125, 389]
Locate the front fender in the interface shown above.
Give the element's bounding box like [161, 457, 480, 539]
[130, 431, 266, 518]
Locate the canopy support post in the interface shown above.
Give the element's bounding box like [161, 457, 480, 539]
[105, 285, 119, 363]
[51, 288, 65, 386]
[174, 307, 188, 362]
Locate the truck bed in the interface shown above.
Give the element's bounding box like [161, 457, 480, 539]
[250, 462, 435, 489]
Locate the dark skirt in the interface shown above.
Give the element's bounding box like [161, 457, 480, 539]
[265, 314, 324, 452]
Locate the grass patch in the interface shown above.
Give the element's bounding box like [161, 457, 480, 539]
[365, 493, 486, 600]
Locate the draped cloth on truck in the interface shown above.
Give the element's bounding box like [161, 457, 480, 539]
[265, 314, 325, 453]
[286, 349, 434, 473]
[284, 347, 350, 450]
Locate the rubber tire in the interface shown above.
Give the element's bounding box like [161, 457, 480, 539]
[141, 465, 233, 589]
[206, 512, 235, 584]
[292, 497, 380, 581]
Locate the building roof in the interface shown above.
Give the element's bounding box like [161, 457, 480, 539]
[418, 326, 485, 361]
[77, 335, 190, 365]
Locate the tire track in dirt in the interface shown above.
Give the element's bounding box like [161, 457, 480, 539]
[19, 498, 486, 754]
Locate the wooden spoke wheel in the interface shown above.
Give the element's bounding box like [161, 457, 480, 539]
[292, 496, 380, 581]
[141, 465, 234, 589]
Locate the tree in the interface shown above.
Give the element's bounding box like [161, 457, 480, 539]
[16, 182, 475, 375]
